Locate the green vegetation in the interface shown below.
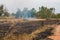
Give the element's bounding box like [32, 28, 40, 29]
[0, 5, 10, 17]
[0, 5, 60, 18]
[34, 6, 60, 18]
[35, 6, 55, 18]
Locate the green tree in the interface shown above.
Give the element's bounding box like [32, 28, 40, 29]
[0, 5, 4, 16]
[4, 8, 10, 17]
[56, 13, 60, 18]
[35, 6, 55, 18]
[0, 5, 10, 17]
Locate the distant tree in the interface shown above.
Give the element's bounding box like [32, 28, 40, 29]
[4, 8, 10, 17]
[35, 6, 47, 18]
[0, 5, 4, 16]
[56, 13, 60, 18]
[35, 6, 55, 18]
[11, 13, 15, 17]
[49, 8, 55, 18]
[4, 12, 10, 17]
[51, 13, 56, 18]
[0, 5, 10, 17]
[30, 8, 36, 17]
[15, 9, 22, 18]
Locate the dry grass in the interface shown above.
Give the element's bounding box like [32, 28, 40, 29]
[3, 25, 53, 40]
[0, 19, 54, 40]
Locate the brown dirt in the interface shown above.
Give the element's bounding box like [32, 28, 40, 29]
[49, 25, 60, 40]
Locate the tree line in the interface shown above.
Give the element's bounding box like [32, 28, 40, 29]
[0, 5, 60, 18]
[35, 6, 60, 18]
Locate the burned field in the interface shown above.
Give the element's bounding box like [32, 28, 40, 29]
[0, 19, 59, 40]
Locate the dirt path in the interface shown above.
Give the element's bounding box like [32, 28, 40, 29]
[49, 25, 60, 40]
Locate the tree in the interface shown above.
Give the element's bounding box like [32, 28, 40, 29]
[0, 5, 10, 17]
[15, 9, 22, 18]
[56, 13, 60, 18]
[0, 5, 4, 16]
[35, 6, 55, 18]
[49, 8, 55, 18]
[30, 8, 36, 17]
[11, 13, 15, 17]
[4, 8, 10, 17]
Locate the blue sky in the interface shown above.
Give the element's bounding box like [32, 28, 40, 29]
[0, 0, 60, 13]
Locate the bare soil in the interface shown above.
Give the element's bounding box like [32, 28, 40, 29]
[49, 25, 60, 40]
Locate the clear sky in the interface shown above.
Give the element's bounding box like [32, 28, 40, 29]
[0, 0, 60, 13]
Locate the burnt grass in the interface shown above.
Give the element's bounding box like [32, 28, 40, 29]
[0, 20, 55, 40]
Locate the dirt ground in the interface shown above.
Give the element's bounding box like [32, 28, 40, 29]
[49, 25, 60, 40]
